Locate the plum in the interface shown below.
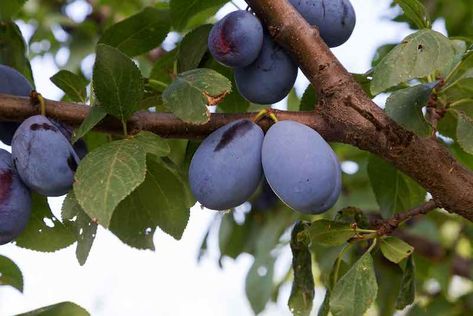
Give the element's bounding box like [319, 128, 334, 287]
[0, 65, 33, 145]
[0, 149, 32, 245]
[234, 33, 298, 104]
[288, 0, 356, 47]
[11, 115, 80, 197]
[50, 119, 88, 159]
[189, 119, 264, 210]
[208, 10, 264, 68]
[262, 120, 341, 214]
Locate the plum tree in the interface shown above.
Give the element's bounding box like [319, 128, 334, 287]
[208, 10, 264, 68]
[234, 33, 298, 104]
[189, 119, 264, 210]
[11, 115, 80, 197]
[288, 0, 356, 47]
[0, 65, 33, 145]
[0, 149, 32, 245]
[262, 120, 341, 214]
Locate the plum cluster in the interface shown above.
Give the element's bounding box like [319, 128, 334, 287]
[0, 65, 85, 245]
[189, 119, 342, 215]
[208, 0, 356, 104]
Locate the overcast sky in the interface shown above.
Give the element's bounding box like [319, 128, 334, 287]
[0, 0, 442, 315]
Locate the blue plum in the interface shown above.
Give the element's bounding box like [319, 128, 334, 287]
[208, 10, 264, 68]
[262, 120, 341, 214]
[11, 115, 80, 197]
[0, 149, 32, 245]
[0, 65, 33, 145]
[288, 0, 356, 47]
[234, 33, 298, 104]
[50, 119, 88, 159]
[189, 119, 264, 210]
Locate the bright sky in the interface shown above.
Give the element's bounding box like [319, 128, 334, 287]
[0, 1, 445, 315]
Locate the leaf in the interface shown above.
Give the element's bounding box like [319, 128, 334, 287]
[99, 7, 171, 57]
[394, 0, 431, 29]
[109, 157, 191, 250]
[300, 86, 317, 111]
[380, 237, 414, 264]
[395, 255, 416, 310]
[170, 0, 227, 31]
[246, 255, 275, 315]
[0, 21, 34, 84]
[131, 131, 170, 157]
[93, 44, 144, 122]
[317, 290, 330, 316]
[371, 30, 454, 94]
[149, 49, 177, 84]
[0, 0, 27, 20]
[50, 70, 88, 103]
[74, 139, 148, 228]
[177, 24, 212, 72]
[367, 155, 426, 218]
[16, 302, 90, 316]
[288, 222, 315, 316]
[162, 68, 231, 124]
[308, 220, 356, 247]
[372, 44, 396, 67]
[330, 252, 378, 316]
[62, 192, 97, 266]
[385, 82, 436, 136]
[456, 109, 473, 155]
[0, 255, 23, 292]
[71, 106, 107, 144]
[15, 193, 76, 252]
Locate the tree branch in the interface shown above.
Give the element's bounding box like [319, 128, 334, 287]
[375, 200, 438, 236]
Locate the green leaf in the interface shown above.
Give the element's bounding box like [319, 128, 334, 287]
[394, 0, 431, 29]
[330, 252, 378, 316]
[445, 51, 473, 85]
[109, 157, 191, 250]
[300, 86, 317, 111]
[149, 49, 177, 84]
[456, 110, 473, 155]
[50, 70, 88, 103]
[170, 0, 227, 31]
[15, 193, 76, 252]
[371, 30, 454, 94]
[380, 237, 414, 264]
[0, 255, 23, 292]
[62, 192, 97, 266]
[246, 255, 275, 314]
[367, 155, 426, 218]
[308, 220, 356, 247]
[71, 106, 107, 144]
[16, 302, 90, 316]
[162, 68, 231, 124]
[99, 8, 171, 57]
[74, 139, 148, 228]
[0, 0, 27, 20]
[372, 44, 396, 67]
[131, 131, 170, 157]
[93, 44, 144, 122]
[395, 255, 416, 310]
[177, 24, 212, 72]
[317, 290, 330, 316]
[385, 83, 436, 136]
[0, 21, 34, 84]
[288, 222, 315, 316]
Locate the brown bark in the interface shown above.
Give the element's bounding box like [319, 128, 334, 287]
[0, 0, 472, 222]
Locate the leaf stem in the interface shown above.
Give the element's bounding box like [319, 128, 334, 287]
[332, 243, 352, 287]
[148, 79, 168, 93]
[122, 120, 128, 137]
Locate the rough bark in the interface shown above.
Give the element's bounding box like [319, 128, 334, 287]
[0, 0, 472, 222]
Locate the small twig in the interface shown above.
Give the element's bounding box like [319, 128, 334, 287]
[375, 200, 437, 236]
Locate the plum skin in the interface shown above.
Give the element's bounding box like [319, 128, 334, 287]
[262, 120, 341, 214]
[189, 119, 264, 210]
[288, 0, 356, 47]
[0, 65, 33, 145]
[12, 115, 80, 197]
[0, 149, 32, 245]
[208, 10, 264, 68]
[234, 33, 298, 104]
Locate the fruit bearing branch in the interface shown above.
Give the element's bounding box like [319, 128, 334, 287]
[0, 0, 473, 222]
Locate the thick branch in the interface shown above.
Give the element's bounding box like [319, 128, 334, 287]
[245, 0, 473, 221]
